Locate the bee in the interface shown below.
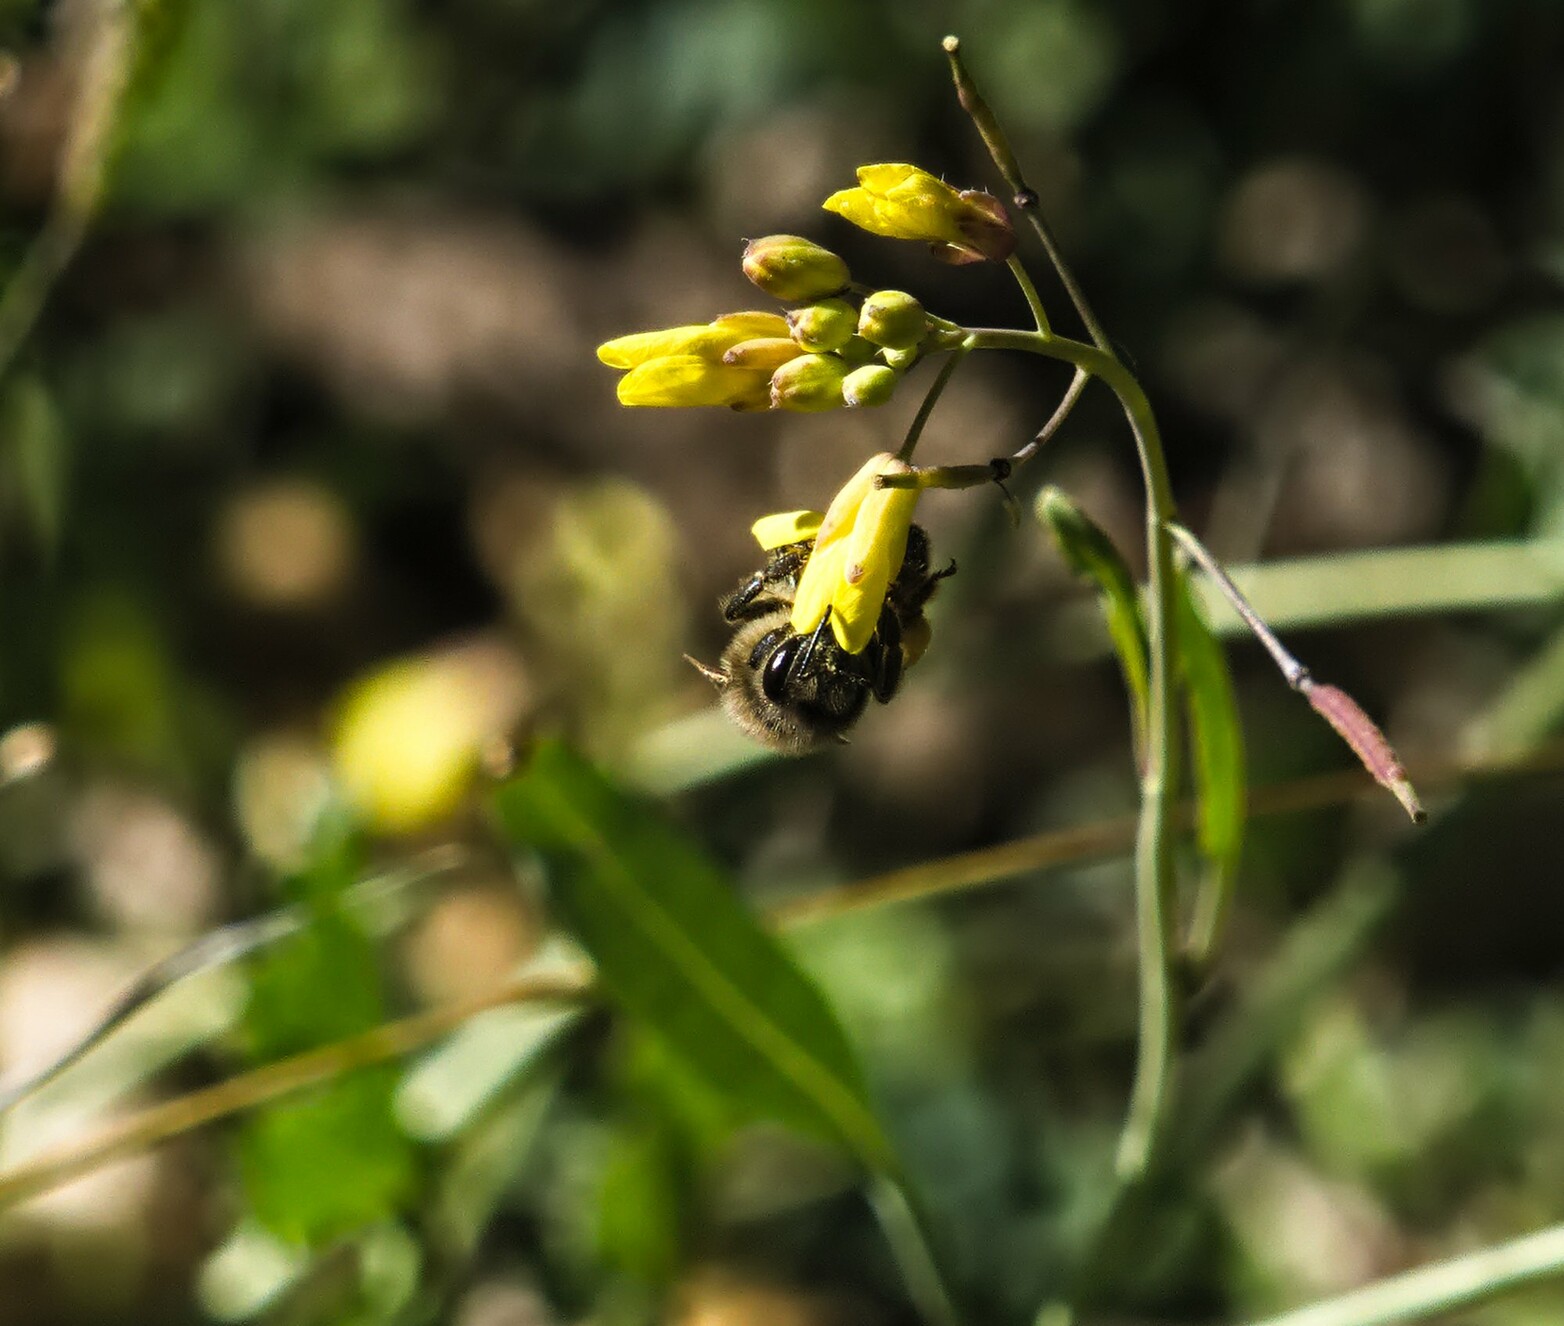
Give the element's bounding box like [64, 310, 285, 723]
[689, 525, 955, 754]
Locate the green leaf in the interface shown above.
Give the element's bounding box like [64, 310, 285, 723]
[1175, 567, 1247, 963]
[0, 375, 67, 559]
[493, 741, 895, 1172]
[238, 1068, 418, 1247]
[237, 821, 418, 1246]
[1036, 486, 1150, 758]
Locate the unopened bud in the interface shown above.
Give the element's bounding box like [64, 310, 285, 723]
[742, 235, 850, 302]
[722, 337, 804, 371]
[786, 299, 856, 353]
[842, 364, 899, 408]
[769, 353, 849, 412]
[836, 335, 880, 366]
[857, 290, 927, 350]
[881, 344, 919, 371]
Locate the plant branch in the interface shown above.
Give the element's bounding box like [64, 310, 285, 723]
[944, 34, 1110, 353]
[0, 971, 592, 1210]
[1170, 522, 1424, 823]
[897, 337, 974, 462]
[967, 326, 1180, 1178]
[1016, 367, 1090, 465]
[1240, 1219, 1564, 1326]
[1006, 255, 1051, 335]
[0, 0, 134, 380]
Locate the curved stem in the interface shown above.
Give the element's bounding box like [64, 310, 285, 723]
[971, 327, 1179, 1178]
[1006, 256, 1051, 335]
[1016, 366, 1089, 465]
[897, 337, 974, 462]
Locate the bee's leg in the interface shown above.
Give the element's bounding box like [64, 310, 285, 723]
[721, 572, 765, 620]
[869, 606, 904, 703]
[789, 607, 833, 684]
[722, 542, 812, 622]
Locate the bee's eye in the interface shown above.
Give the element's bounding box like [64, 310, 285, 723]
[762, 635, 801, 702]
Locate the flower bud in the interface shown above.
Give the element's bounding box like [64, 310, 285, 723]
[824, 164, 1016, 264]
[722, 337, 804, 371]
[857, 290, 927, 350]
[836, 335, 880, 366]
[741, 235, 850, 301]
[786, 298, 856, 353]
[881, 344, 919, 371]
[842, 364, 898, 408]
[769, 353, 849, 412]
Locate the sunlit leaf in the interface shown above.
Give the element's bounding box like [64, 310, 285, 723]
[1036, 485, 1150, 759]
[493, 741, 896, 1172]
[1175, 568, 1246, 962]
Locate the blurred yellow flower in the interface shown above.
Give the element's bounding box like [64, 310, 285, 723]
[823, 164, 1015, 264]
[332, 647, 527, 833]
[597, 312, 797, 409]
[790, 452, 921, 653]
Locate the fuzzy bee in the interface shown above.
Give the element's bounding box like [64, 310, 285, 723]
[690, 518, 954, 754]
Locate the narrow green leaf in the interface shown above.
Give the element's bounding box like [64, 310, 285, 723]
[0, 375, 67, 559]
[1175, 567, 1247, 963]
[1036, 486, 1151, 759]
[493, 741, 896, 1172]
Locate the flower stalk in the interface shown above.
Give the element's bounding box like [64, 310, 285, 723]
[970, 330, 1180, 1178]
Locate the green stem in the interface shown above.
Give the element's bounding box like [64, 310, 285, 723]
[0, 1, 133, 381]
[1006, 256, 1051, 335]
[869, 1175, 962, 1326]
[945, 34, 1110, 353]
[971, 327, 1179, 1178]
[1241, 1220, 1564, 1326]
[897, 337, 974, 462]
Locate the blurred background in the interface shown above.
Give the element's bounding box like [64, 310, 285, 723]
[1, 0, 1564, 1322]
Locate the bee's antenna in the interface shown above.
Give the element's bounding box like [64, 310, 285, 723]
[684, 654, 728, 688]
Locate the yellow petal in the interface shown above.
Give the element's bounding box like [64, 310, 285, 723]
[751, 510, 823, 551]
[710, 311, 791, 340]
[597, 325, 721, 369]
[821, 187, 884, 232]
[828, 473, 918, 652]
[812, 451, 895, 552]
[790, 537, 847, 637]
[616, 356, 761, 407]
[856, 163, 923, 191]
[722, 337, 804, 371]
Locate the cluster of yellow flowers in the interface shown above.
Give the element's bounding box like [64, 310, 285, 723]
[597, 164, 1014, 416]
[599, 163, 1016, 661]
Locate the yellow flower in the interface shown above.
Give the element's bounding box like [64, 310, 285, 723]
[597, 312, 797, 408]
[332, 649, 525, 834]
[823, 164, 1016, 265]
[790, 451, 921, 653]
[751, 509, 823, 550]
